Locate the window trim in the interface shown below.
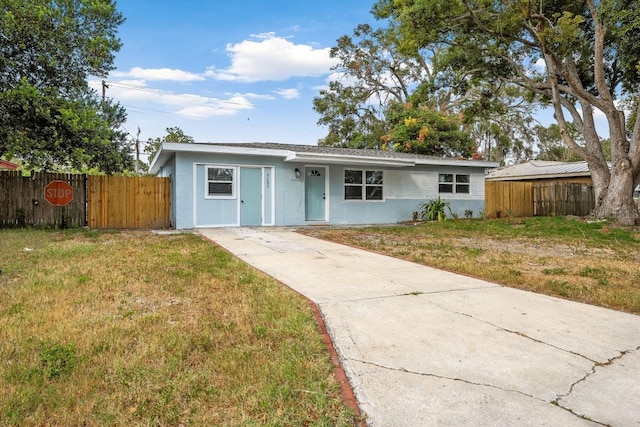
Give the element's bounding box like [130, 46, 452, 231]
[205, 165, 236, 199]
[438, 173, 471, 194]
[343, 169, 385, 202]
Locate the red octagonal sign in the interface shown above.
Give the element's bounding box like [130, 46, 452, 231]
[44, 181, 74, 206]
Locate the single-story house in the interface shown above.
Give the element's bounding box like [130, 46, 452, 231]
[0, 159, 18, 171]
[149, 142, 498, 229]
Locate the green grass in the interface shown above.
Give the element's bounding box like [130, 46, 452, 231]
[0, 229, 359, 426]
[301, 216, 640, 314]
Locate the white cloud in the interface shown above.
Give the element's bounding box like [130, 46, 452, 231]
[227, 92, 276, 100]
[206, 33, 339, 82]
[91, 79, 254, 118]
[113, 67, 205, 82]
[275, 88, 300, 99]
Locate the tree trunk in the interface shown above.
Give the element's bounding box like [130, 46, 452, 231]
[592, 158, 639, 225]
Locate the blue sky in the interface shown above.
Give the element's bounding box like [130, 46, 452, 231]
[91, 0, 377, 152]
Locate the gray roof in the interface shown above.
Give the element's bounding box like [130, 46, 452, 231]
[209, 142, 457, 161]
[150, 141, 499, 174]
[486, 160, 591, 181]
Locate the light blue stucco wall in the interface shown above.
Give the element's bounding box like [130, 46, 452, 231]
[157, 156, 176, 228]
[165, 152, 490, 228]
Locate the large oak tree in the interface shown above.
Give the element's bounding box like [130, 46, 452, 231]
[0, 0, 132, 173]
[374, 0, 640, 223]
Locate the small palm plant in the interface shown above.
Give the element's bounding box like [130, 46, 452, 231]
[419, 196, 450, 221]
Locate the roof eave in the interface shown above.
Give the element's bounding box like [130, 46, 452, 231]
[149, 142, 292, 174]
[415, 158, 499, 168]
[284, 152, 415, 167]
[486, 172, 592, 181]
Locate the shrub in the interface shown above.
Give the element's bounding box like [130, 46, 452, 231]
[419, 196, 450, 221]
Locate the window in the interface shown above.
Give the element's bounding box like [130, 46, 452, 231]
[439, 173, 470, 194]
[206, 166, 234, 198]
[344, 169, 383, 201]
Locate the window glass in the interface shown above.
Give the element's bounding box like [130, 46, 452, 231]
[345, 185, 363, 200]
[439, 183, 454, 193]
[344, 169, 384, 201]
[207, 167, 234, 197]
[208, 168, 233, 181]
[366, 170, 383, 185]
[439, 173, 470, 194]
[366, 186, 383, 200]
[344, 170, 362, 184]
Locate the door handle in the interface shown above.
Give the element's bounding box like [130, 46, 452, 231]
[241, 200, 244, 203]
[322, 193, 326, 200]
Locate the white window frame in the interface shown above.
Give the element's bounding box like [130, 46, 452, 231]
[344, 169, 384, 201]
[205, 165, 236, 199]
[438, 173, 470, 194]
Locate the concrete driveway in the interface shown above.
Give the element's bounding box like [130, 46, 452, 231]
[199, 227, 640, 427]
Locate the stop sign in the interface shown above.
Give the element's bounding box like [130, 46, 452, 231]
[44, 181, 74, 206]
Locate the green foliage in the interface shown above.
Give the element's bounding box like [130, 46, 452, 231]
[315, 10, 538, 161]
[419, 196, 450, 221]
[385, 102, 473, 157]
[535, 124, 585, 161]
[313, 24, 420, 148]
[372, 0, 640, 221]
[145, 127, 195, 168]
[0, 0, 130, 173]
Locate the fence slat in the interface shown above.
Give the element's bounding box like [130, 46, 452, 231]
[1, 172, 169, 229]
[486, 181, 595, 218]
[0, 171, 86, 227]
[87, 175, 170, 229]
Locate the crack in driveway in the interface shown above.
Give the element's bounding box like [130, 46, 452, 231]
[555, 345, 640, 401]
[348, 357, 609, 426]
[427, 299, 599, 363]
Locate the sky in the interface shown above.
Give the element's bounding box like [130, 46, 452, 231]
[90, 0, 378, 156]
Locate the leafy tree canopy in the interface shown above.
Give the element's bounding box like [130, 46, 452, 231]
[373, 0, 640, 222]
[145, 127, 195, 169]
[0, 0, 131, 173]
[314, 19, 538, 160]
[384, 102, 474, 157]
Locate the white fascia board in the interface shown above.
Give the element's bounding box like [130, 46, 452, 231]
[414, 158, 500, 168]
[162, 142, 291, 157]
[284, 152, 415, 167]
[149, 143, 291, 174]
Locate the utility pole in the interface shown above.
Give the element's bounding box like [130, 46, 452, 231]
[101, 80, 109, 103]
[135, 127, 141, 175]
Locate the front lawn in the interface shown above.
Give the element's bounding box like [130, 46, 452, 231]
[0, 229, 359, 426]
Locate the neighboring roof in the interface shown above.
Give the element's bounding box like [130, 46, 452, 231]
[149, 142, 498, 174]
[485, 160, 591, 181]
[0, 159, 18, 170]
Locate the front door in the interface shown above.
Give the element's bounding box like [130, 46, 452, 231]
[240, 168, 262, 226]
[305, 167, 326, 221]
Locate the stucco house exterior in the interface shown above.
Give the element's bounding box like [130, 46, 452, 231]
[149, 142, 498, 229]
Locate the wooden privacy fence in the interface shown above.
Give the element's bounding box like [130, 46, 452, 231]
[88, 175, 170, 229]
[0, 172, 170, 229]
[484, 181, 533, 218]
[485, 181, 595, 218]
[0, 171, 87, 227]
[533, 183, 595, 217]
